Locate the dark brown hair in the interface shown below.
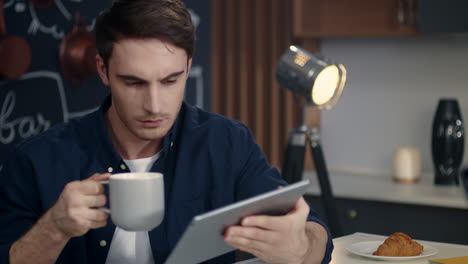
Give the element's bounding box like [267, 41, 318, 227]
[95, 0, 195, 67]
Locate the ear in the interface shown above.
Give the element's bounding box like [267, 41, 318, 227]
[186, 57, 192, 77]
[96, 55, 110, 86]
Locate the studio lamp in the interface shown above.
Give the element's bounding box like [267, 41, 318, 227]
[276, 45, 347, 237]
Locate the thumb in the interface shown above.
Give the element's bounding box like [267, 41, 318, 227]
[296, 197, 310, 217]
[288, 196, 310, 217]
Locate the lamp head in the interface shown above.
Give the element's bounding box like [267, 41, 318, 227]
[276, 45, 347, 109]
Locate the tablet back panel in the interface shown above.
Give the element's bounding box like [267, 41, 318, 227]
[165, 180, 310, 264]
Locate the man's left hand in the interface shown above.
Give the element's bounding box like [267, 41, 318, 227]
[224, 197, 310, 264]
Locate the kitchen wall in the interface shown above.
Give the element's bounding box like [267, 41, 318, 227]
[0, 0, 211, 166]
[320, 35, 468, 176]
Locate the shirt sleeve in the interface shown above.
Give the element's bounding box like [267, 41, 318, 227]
[232, 123, 333, 264]
[0, 148, 42, 264]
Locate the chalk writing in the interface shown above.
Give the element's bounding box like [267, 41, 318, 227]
[0, 91, 51, 145]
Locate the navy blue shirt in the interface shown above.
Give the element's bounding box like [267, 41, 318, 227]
[0, 96, 332, 263]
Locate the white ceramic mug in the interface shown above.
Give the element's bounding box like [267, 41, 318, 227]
[392, 146, 421, 183]
[100, 172, 165, 231]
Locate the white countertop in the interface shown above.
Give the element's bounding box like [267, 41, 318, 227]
[303, 170, 468, 209]
[331, 232, 468, 264]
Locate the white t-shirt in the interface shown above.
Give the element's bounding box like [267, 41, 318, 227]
[105, 152, 160, 264]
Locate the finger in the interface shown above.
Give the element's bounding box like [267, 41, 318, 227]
[89, 219, 108, 229]
[224, 233, 269, 255]
[82, 194, 107, 208]
[225, 225, 280, 245]
[76, 180, 105, 195]
[241, 215, 285, 231]
[81, 208, 109, 222]
[88, 173, 111, 181]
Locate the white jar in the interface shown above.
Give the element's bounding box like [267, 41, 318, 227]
[392, 146, 421, 183]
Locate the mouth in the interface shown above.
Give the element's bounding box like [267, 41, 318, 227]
[140, 119, 164, 128]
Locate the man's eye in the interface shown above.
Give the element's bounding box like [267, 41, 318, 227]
[126, 81, 144, 87]
[163, 79, 177, 85]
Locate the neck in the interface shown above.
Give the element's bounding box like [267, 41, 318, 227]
[105, 106, 163, 160]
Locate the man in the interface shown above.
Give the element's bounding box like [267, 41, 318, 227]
[0, 0, 332, 263]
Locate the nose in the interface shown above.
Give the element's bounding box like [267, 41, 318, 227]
[143, 86, 162, 114]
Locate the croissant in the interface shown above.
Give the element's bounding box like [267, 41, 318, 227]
[373, 232, 424, 256]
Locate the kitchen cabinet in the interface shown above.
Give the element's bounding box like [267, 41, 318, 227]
[418, 0, 468, 33]
[303, 170, 468, 244]
[293, 0, 468, 38]
[306, 195, 468, 245]
[293, 0, 417, 37]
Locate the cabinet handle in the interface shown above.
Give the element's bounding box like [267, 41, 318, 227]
[397, 0, 406, 25]
[346, 209, 358, 220]
[397, 0, 417, 26]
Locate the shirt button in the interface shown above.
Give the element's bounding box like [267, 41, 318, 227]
[120, 164, 127, 170]
[100, 240, 107, 247]
[107, 167, 113, 173]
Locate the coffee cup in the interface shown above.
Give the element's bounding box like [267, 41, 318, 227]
[100, 172, 164, 231]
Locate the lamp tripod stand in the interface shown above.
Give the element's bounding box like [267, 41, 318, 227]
[282, 104, 343, 237]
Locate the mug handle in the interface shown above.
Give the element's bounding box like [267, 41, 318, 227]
[99, 180, 110, 214]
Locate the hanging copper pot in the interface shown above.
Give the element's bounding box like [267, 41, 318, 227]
[28, 0, 54, 8]
[0, 0, 32, 80]
[59, 13, 97, 83]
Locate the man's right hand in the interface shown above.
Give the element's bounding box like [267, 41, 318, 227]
[49, 173, 110, 239]
[10, 173, 111, 264]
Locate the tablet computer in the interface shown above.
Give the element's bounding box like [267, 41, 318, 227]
[165, 179, 311, 264]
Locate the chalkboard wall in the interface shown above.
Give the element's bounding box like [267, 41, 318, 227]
[0, 0, 211, 167]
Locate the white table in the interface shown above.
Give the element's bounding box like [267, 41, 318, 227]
[236, 232, 468, 264]
[331, 232, 468, 264]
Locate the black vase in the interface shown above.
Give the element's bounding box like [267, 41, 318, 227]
[431, 99, 464, 185]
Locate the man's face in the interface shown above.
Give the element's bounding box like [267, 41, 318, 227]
[97, 38, 191, 143]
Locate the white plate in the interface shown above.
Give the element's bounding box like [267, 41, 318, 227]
[345, 241, 438, 261]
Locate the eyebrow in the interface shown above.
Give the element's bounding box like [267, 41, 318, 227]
[116, 70, 186, 82]
[161, 70, 185, 80]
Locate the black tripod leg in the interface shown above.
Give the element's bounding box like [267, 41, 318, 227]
[282, 131, 306, 184]
[309, 141, 343, 237]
